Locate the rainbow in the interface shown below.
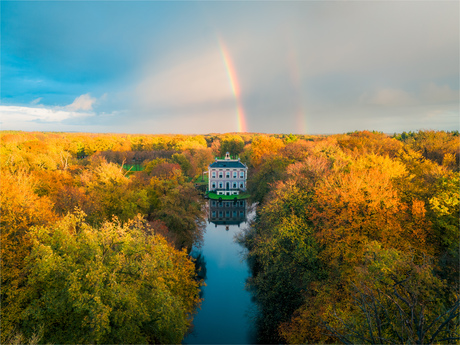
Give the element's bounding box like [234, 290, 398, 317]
[217, 37, 247, 133]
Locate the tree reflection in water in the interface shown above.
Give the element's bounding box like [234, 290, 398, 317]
[184, 200, 257, 345]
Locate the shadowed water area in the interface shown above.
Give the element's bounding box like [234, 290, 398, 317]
[183, 200, 257, 344]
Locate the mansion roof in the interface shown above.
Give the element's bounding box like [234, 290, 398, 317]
[209, 160, 247, 169]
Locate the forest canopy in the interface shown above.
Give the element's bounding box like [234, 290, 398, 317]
[1, 130, 458, 344]
[240, 130, 459, 344]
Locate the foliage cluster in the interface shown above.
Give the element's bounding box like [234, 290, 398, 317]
[1, 131, 250, 343]
[1, 130, 458, 344]
[241, 130, 459, 344]
[20, 212, 200, 344]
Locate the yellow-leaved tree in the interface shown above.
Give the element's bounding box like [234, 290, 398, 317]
[18, 211, 202, 344]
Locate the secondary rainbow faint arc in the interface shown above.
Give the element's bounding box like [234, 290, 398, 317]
[285, 31, 308, 134]
[217, 37, 247, 133]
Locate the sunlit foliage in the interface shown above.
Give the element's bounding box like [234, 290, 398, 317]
[241, 130, 459, 344]
[0, 131, 213, 343]
[1, 130, 458, 344]
[19, 211, 201, 344]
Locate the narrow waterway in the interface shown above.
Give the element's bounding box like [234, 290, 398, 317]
[183, 200, 257, 345]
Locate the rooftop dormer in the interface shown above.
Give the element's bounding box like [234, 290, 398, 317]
[225, 152, 230, 160]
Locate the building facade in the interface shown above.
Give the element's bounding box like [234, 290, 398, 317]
[208, 152, 248, 196]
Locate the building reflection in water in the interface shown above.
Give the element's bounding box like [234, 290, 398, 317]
[208, 199, 247, 229]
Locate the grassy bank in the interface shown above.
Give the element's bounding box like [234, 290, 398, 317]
[207, 192, 250, 200]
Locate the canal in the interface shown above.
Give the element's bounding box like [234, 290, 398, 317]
[183, 199, 257, 344]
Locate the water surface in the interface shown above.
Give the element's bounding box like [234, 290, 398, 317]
[183, 201, 256, 344]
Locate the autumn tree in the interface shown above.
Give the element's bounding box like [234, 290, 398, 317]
[171, 152, 194, 177]
[149, 161, 182, 180]
[322, 243, 459, 345]
[247, 135, 285, 168]
[242, 159, 326, 343]
[247, 156, 291, 204]
[0, 170, 56, 341]
[242, 133, 458, 344]
[148, 176, 205, 250]
[398, 130, 459, 169]
[219, 134, 245, 157]
[190, 148, 214, 178]
[76, 160, 150, 224]
[337, 130, 403, 158]
[311, 153, 430, 272]
[17, 211, 201, 344]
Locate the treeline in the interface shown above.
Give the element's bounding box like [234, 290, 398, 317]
[0, 131, 267, 344]
[240, 130, 459, 343]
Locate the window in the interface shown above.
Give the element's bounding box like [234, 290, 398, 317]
[233, 182, 237, 189]
[212, 182, 216, 189]
[212, 211, 216, 217]
[233, 171, 237, 178]
[212, 171, 216, 178]
[240, 171, 244, 178]
[226, 171, 230, 178]
[219, 172, 223, 178]
[240, 182, 244, 188]
[219, 182, 223, 188]
[212, 201, 216, 206]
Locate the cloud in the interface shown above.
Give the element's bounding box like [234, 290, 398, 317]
[0, 105, 94, 125]
[366, 88, 417, 107]
[0, 104, 127, 132]
[30, 97, 42, 105]
[100, 93, 108, 102]
[0, 93, 104, 130]
[362, 83, 459, 107]
[65, 93, 97, 111]
[420, 83, 459, 104]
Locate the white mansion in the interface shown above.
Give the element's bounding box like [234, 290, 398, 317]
[208, 152, 248, 196]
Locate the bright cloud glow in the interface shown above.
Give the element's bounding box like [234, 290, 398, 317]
[65, 93, 97, 111]
[0, 105, 94, 124]
[1, 93, 103, 131]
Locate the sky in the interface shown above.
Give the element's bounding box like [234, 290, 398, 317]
[1, 1, 459, 134]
